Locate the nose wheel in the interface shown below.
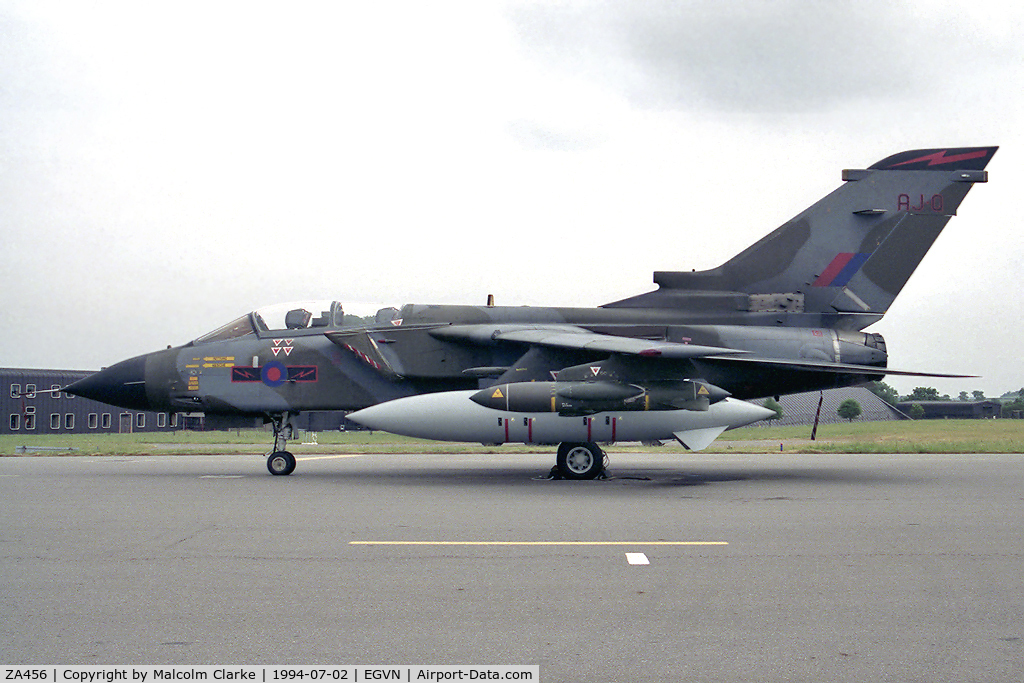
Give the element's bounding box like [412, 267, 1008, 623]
[267, 450, 296, 476]
[266, 412, 298, 476]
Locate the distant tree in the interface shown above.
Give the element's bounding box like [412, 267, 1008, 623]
[958, 391, 970, 402]
[1002, 398, 1024, 419]
[837, 399, 862, 422]
[972, 390, 986, 400]
[909, 403, 926, 420]
[867, 381, 899, 406]
[763, 397, 783, 421]
[904, 387, 942, 402]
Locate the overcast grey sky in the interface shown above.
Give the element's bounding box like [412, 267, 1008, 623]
[2, 0, 1022, 397]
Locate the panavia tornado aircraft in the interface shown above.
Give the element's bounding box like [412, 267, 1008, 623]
[67, 146, 996, 478]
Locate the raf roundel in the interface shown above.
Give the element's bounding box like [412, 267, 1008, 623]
[261, 360, 287, 387]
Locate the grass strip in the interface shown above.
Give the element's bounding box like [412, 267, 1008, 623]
[2, 419, 1023, 455]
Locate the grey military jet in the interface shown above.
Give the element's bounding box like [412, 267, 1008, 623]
[67, 147, 997, 478]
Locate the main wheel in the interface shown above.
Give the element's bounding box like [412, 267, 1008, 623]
[556, 442, 604, 480]
[267, 450, 296, 476]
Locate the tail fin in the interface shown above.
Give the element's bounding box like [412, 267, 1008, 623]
[605, 147, 997, 329]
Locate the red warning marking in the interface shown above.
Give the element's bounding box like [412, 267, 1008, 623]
[342, 343, 381, 370]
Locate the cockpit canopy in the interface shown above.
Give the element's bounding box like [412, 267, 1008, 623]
[253, 300, 346, 332]
[193, 300, 401, 345]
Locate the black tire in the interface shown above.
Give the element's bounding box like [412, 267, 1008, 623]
[267, 450, 296, 476]
[556, 442, 604, 480]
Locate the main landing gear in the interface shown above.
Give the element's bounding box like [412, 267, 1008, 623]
[553, 441, 607, 480]
[266, 412, 297, 476]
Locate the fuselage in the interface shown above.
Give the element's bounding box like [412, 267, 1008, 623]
[66, 300, 888, 416]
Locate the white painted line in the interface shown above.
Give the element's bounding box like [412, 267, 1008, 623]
[625, 552, 650, 565]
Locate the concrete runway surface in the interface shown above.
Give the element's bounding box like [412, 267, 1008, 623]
[1, 451, 1022, 681]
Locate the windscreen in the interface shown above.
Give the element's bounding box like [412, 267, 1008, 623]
[193, 314, 256, 344]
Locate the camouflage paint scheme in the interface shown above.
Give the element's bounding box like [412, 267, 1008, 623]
[67, 147, 996, 476]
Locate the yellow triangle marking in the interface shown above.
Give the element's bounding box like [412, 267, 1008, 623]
[697, 385, 710, 395]
[492, 387, 504, 398]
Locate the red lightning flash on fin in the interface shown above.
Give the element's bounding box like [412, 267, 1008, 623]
[890, 149, 989, 168]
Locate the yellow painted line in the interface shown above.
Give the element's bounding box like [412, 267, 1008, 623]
[350, 541, 727, 546]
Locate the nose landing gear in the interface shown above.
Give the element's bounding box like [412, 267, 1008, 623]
[266, 412, 297, 476]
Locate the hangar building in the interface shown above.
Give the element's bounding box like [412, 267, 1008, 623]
[2, 368, 181, 436]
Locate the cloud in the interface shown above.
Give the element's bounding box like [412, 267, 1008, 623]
[2, 0, 1022, 399]
[511, 0, 1020, 113]
[507, 119, 603, 151]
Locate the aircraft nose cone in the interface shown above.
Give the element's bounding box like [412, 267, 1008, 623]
[65, 355, 151, 411]
[735, 399, 779, 426]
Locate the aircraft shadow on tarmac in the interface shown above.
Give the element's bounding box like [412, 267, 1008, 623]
[283, 459, 926, 490]
[639, 467, 926, 488]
